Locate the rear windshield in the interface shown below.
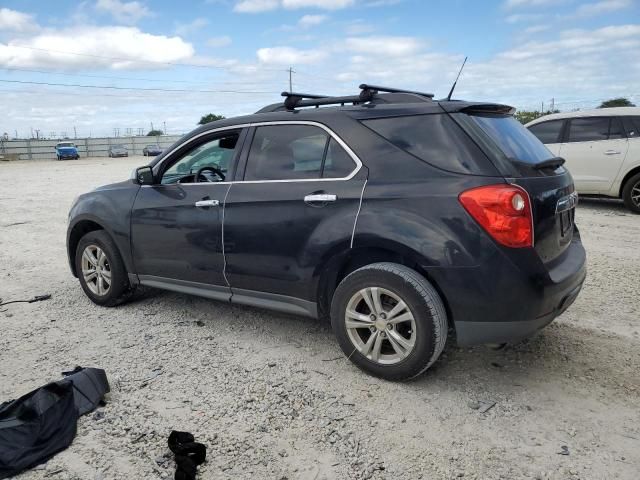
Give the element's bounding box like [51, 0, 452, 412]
[468, 114, 553, 165]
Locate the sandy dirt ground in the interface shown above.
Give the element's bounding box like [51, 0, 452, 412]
[0, 157, 638, 480]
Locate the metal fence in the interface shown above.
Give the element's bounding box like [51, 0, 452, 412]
[0, 135, 184, 161]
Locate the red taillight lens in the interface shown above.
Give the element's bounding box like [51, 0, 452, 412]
[459, 184, 533, 248]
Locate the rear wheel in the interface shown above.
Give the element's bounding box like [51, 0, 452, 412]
[330, 262, 447, 381]
[75, 230, 134, 306]
[622, 172, 640, 214]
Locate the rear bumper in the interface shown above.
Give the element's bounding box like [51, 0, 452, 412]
[426, 231, 586, 346]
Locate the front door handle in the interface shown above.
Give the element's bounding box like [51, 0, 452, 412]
[194, 199, 220, 207]
[604, 150, 621, 155]
[304, 194, 337, 203]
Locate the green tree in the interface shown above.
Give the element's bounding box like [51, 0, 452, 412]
[198, 113, 225, 125]
[514, 109, 560, 125]
[598, 98, 635, 108]
[147, 129, 163, 136]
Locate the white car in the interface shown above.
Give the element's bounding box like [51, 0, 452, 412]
[526, 107, 640, 213]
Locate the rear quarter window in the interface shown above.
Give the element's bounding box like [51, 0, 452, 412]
[361, 114, 497, 175]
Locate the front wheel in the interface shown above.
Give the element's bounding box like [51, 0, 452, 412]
[75, 230, 134, 307]
[330, 263, 448, 381]
[622, 172, 640, 214]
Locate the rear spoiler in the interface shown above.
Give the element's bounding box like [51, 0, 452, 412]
[439, 102, 515, 115]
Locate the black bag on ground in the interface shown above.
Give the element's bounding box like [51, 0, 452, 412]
[0, 367, 109, 479]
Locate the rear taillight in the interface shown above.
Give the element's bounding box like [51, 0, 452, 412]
[459, 184, 533, 248]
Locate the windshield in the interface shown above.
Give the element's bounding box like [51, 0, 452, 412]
[57, 143, 74, 148]
[469, 115, 553, 165]
[113, 145, 125, 149]
[148, 145, 160, 148]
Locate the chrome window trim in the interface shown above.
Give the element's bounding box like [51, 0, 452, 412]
[150, 120, 363, 186]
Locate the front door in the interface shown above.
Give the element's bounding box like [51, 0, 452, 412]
[223, 123, 366, 314]
[131, 130, 244, 291]
[559, 116, 628, 194]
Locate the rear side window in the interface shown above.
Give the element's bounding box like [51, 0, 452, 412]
[362, 114, 495, 175]
[622, 116, 640, 138]
[567, 117, 618, 142]
[244, 125, 356, 181]
[528, 120, 564, 144]
[468, 114, 553, 164]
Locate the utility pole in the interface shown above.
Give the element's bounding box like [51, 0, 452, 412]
[541, 101, 544, 113]
[150, 121, 154, 133]
[74, 126, 77, 139]
[163, 121, 166, 134]
[288, 66, 295, 93]
[550, 98, 555, 112]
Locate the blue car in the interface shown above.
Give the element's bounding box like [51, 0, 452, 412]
[56, 142, 79, 160]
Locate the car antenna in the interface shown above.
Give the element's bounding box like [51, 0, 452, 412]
[446, 56, 468, 101]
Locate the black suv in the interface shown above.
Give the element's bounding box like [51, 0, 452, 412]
[67, 85, 586, 380]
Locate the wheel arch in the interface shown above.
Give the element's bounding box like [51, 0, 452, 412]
[316, 243, 452, 327]
[619, 165, 640, 197]
[67, 218, 108, 277]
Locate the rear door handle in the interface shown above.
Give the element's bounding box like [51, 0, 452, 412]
[604, 150, 621, 155]
[194, 199, 220, 207]
[304, 194, 337, 202]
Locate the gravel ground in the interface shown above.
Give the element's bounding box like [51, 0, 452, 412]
[1, 157, 639, 480]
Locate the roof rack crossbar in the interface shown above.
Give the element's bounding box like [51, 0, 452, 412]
[281, 90, 375, 110]
[359, 84, 434, 98]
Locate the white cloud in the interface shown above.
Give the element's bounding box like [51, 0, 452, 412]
[207, 36, 233, 47]
[504, 0, 560, 9]
[298, 14, 328, 28]
[523, 24, 550, 34]
[234, 0, 279, 12]
[95, 0, 151, 24]
[257, 46, 327, 64]
[174, 17, 209, 36]
[345, 35, 422, 56]
[282, 0, 354, 8]
[0, 26, 194, 70]
[234, 0, 353, 12]
[505, 13, 544, 23]
[0, 8, 38, 33]
[574, 0, 632, 17]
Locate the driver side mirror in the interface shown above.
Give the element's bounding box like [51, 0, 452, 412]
[135, 166, 155, 185]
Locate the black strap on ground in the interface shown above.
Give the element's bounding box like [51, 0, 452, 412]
[0, 294, 51, 307]
[168, 431, 206, 480]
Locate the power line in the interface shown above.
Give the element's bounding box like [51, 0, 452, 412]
[7, 44, 286, 73]
[0, 66, 274, 87]
[0, 78, 279, 94]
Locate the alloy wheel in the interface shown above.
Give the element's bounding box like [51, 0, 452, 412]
[632, 180, 640, 207]
[81, 244, 111, 296]
[345, 287, 416, 365]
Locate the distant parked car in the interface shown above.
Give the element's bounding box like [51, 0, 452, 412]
[108, 145, 128, 158]
[55, 142, 79, 160]
[526, 107, 640, 213]
[143, 144, 163, 156]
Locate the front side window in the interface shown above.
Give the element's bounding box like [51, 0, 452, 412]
[528, 120, 565, 144]
[161, 132, 239, 184]
[567, 117, 611, 143]
[244, 125, 356, 181]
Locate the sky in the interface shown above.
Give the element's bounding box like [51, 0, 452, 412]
[0, 0, 639, 138]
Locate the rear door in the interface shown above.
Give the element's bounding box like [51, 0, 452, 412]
[558, 116, 628, 193]
[223, 122, 366, 314]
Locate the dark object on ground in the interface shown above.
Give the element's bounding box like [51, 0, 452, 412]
[558, 445, 570, 455]
[0, 367, 109, 479]
[0, 294, 51, 307]
[168, 430, 207, 480]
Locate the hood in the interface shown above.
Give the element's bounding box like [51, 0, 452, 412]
[57, 147, 78, 152]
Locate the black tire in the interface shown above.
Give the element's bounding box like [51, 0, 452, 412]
[75, 230, 134, 307]
[330, 262, 447, 381]
[622, 172, 640, 214]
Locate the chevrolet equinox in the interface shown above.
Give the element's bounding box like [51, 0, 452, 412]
[67, 85, 586, 380]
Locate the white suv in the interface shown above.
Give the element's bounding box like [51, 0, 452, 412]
[526, 107, 640, 213]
